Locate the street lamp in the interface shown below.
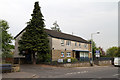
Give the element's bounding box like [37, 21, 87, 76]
[90, 31, 100, 66]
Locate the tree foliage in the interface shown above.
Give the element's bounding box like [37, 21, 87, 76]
[116, 47, 120, 57]
[106, 46, 118, 57]
[99, 47, 106, 57]
[18, 2, 50, 64]
[51, 21, 61, 32]
[0, 20, 14, 58]
[88, 40, 98, 59]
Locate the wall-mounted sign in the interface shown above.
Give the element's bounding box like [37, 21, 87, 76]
[67, 59, 71, 62]
[58, 59, 63, 63]
[61, 52, 64, 57]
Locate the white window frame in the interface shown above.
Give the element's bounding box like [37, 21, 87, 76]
[66, 40, 71, 46]
[80, 52, 84, 57]
[67, 52, 71, 57]
[84, 53, 88, 57]
[61, 40, 64, 46]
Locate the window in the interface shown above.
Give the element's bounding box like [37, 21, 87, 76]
[75, 42, 77, 46]
[84, 44, 88, 48]
[80, 52, 84, 57]
[61, 52, 64, 57]
[67, 52, 71, 57]
[79, 43, 81, 47]
[66, 40, 71, 46]
[84, 53, 88, 57]
[61, 40, 64, 46]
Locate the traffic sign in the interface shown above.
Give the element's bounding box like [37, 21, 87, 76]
[96, 50, 100, 57]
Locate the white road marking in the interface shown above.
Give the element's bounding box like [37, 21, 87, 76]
[65, 71, 88, 75]
[77, 72, 81, 73]
[113, 74, 120, 76]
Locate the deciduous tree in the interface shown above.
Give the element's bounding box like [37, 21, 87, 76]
[51, 21, 61, 32]
[106, 47, 118, 57]
[0, 20, 14, 58]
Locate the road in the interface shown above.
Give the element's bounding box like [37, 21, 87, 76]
[2, 64, 120, 78]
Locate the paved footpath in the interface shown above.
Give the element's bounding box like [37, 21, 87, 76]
[2, 72, 39, 78]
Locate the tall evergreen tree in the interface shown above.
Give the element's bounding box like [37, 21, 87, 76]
[18, 2, 50, 64]
[0, 20, 14, 58]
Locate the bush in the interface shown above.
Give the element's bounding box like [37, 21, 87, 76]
[2, 53, 13, 58]
[71, 57, 78, 63]
[63, 57, 78, 63]
[37, 53, 51, 63]
[44, 53, 51, 62]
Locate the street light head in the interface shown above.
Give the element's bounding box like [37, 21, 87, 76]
[97, 32, 100, 34]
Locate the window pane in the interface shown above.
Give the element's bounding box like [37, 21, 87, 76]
[84, 53, 88, 57]
[66, 41, 71, 46]
[84, 44, 88, 48]
[75, 42, 77, 46]
[80, 52, 84, 57]
[67, 52, 71, 57]
[61, 40, 64, 46]
[79, 43, 81, 47]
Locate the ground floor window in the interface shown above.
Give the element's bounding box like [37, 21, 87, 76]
[80, 52, 88, 58]
[79, 52, 89, 61]
[67, 52, 71, 57]
[61, 52, 64, 57]
[84, 53, 88, 57]
[80, 52, 84, 57]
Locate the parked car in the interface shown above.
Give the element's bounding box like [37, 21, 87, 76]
[114, 57, 120, 67]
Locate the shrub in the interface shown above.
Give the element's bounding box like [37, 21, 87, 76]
[71, 57, 78, 63]
[2, 53, 13, 58]
[63, 57, 78, 63]
[44, 53, 51, 62]
[37, 53, 51, 63]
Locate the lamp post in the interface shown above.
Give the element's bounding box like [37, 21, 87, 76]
[90, 32, 100, 66]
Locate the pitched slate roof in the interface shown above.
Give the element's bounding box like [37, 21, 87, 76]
[14, 28, 89, 43]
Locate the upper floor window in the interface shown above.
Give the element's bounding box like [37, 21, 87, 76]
[79, 43, 81, 47]
[75, 42, 77, 46]
[67, 52, 71, 57]
[66, 40, 71, 46]
[84, 44, 88, 49]
[61, 40, 64, 46]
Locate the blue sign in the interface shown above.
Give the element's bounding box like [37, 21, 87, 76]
[96, 50, 100, 54]
[96, 50, 100, 57]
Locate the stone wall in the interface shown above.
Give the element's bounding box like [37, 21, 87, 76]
[94, 60, 112, 66]
[52, 60, 112, 68]
[58, 62, 91, 68]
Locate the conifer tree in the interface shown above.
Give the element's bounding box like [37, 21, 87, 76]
[18, 2, 50, 64]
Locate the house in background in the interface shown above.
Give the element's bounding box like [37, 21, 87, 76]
[14, 28, 91, 62]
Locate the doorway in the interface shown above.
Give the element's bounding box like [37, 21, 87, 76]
[76, 51, 80, 60]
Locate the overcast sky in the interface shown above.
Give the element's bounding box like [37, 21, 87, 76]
[0, 0, 119, 51]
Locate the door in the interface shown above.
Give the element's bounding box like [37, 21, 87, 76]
[76, 51, 80, 60]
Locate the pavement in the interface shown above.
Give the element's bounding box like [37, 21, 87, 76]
[2, 64, 120, 78]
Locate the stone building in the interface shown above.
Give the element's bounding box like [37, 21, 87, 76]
[14, 28, 91, 62]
